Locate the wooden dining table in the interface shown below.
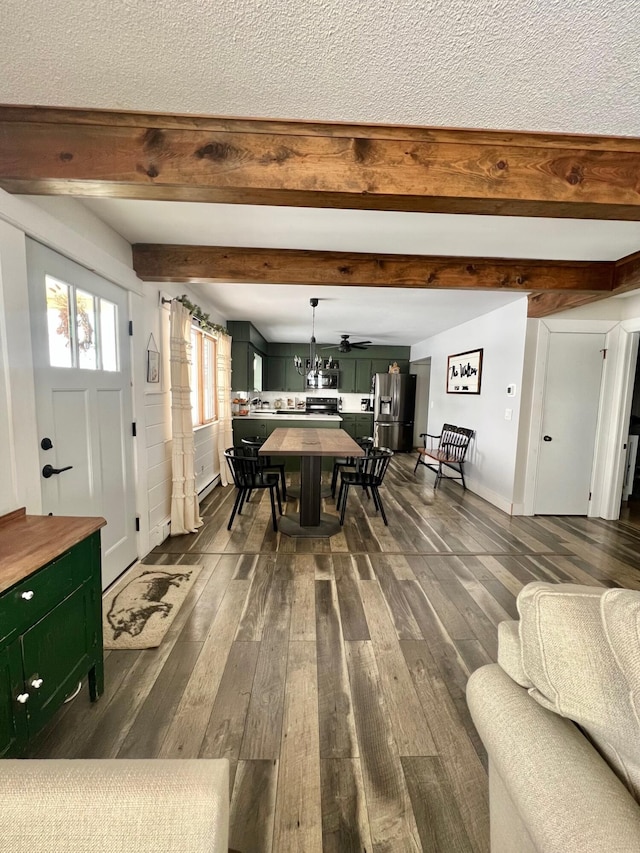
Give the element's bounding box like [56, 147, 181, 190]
[259, 427, 364, 537]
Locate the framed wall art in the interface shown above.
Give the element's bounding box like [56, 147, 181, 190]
[146, 333, 160, 384]
[447, 348, 483, 394]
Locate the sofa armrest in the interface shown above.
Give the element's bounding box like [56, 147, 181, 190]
[467, 665, 640, 853]
[0, 758, 229, 853]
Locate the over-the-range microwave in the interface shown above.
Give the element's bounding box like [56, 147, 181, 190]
[306, 370, 340, 389]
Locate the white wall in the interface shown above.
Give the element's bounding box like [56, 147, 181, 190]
[20, 196, 133, 268]
[410, 298, 529, 512]
[0, 219, 41, 515]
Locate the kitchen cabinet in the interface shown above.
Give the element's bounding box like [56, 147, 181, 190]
[231, 342, 264, 393]
[266, 357, 286, 391]
[355, 360, 372, 393]
[341, 413, 373, 441]
[0, 510, 105, 758]
[355, 414, 374, 440]
[338, 360, 357, 392]
[232, 418, 268, 445]
[340, 414, 357, 439]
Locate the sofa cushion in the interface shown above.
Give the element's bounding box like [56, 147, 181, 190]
[511, 582, 640, 802]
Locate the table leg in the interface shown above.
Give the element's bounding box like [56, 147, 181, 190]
[278, 454, 341, 537]
[300, 455, 321, 526]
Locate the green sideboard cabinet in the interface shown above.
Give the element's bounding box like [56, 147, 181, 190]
[0, 509, 106, 758]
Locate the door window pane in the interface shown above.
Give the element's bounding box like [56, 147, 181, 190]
[45, 276, 74, 368]
[100, 298, 118, 371]
[76, 290, 97, 370]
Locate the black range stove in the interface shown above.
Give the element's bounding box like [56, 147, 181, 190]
[305, 396, 339, 416]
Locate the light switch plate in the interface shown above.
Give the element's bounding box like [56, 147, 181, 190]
[504, 408, 513, 420]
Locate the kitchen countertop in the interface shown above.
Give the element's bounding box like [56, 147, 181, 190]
[234, 412, 343, 421]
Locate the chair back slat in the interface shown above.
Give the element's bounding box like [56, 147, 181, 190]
[439, 425, 473, 461]
[355, 448, 393, 485]
[225, 447, 262, 488]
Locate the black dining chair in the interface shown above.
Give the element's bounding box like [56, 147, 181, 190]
[336, 447, 394, 526]
[224, 447, 283, 532]
[241, 436, 288, 501]
[330, 436, 374, 499]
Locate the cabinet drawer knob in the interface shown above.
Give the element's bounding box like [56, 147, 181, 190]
[21, 590, 35, 600]
[16, 693, 29, 704]
[31, 677, 44, 689]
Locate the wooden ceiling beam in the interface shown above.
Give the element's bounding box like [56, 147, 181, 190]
[2, 105, 640, 218]
[527, 250, 640, 317]
[131, 244, 614, 292]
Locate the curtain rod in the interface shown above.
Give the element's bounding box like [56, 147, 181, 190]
[162, 295, 229, 336]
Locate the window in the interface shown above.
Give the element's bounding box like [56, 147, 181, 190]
[45, 275, 119, 371]
[190, 326, 217, 426]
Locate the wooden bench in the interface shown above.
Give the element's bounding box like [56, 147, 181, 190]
[414, 423, 474, 490]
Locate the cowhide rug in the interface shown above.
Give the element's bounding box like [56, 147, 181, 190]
[102, 563, 203, 649]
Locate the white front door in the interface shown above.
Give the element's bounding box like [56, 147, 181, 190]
[27, 240, 137, 588]
[534, 332, 605, 515]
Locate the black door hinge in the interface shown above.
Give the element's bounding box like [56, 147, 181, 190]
[589, 491, 592, 501]
[132, 422, 137, 437]
[128, 320, 133, 336]
[600, 348, 607, 359]
[135, 517, 140, 532]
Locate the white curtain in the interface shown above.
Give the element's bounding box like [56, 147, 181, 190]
[215, 332, 234, 486]
[169, 301, 203, 535]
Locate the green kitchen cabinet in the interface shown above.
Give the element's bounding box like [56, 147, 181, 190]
[266, 358, 287, 391]
[340, 414, 357, 439]
[355, 360, 374, 393]
[285, 359, 306, 394]
[232, 418, 268, 445]
[0, 514, 104, 758]
[231, 342, 265, 393]
[355, 414, 374, 440]
[338, 360, 357, 392]
[0, 641, 26, 758]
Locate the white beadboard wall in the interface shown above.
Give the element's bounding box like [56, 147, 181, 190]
[143, 282, 227, 547]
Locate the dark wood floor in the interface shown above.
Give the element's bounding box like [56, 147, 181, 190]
[29, 454, 640, 852]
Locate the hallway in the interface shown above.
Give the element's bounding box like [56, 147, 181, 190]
[28, 454, 640, 852]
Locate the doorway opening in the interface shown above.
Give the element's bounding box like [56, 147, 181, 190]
[621, 335, 640, 526]
[410, 358, 431, 451]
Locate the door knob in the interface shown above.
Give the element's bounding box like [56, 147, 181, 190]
[42, 464, 73, 478]
[30, 677, 44, 689]
[16, 693, 29, 704]
[40, 437, 53, 450]
[543, 435, 553, 442]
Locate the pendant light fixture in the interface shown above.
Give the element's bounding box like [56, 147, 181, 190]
[294, 298, 320, 377]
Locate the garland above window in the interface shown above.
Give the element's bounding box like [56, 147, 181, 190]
[164, 294, 229, 336]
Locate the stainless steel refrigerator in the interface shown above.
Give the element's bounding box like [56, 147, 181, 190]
[373, 373, 417, 452]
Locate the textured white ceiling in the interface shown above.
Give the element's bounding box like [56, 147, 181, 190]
[2, 0, 640, 136]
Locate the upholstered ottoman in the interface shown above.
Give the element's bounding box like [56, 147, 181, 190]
[0, 758, 229, 852]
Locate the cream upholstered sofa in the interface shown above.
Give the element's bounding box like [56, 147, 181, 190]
[0, 758, 229, 852]
[467, 582, 640, 853]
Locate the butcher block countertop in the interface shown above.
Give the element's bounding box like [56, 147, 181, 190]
[260, 427, 364, 458]
[0, 508, 106, 594]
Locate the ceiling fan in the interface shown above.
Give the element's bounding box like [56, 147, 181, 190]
[322, 334, 372, 354]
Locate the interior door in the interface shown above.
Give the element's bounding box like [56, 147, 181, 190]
[534, 332, 605, 515]
[26, 240, 137, 588]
